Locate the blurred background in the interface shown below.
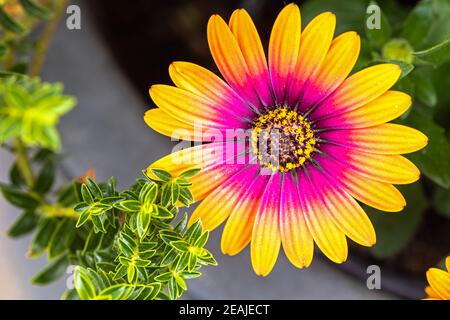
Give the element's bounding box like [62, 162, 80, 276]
[1, 0, 450, 299]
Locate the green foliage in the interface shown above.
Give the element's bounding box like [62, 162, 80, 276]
[412, 38, 450, 67]
[0, 69, 213, 300]
[400, 109, 450, 189]
[0, 0, 55, 72]
[367, 183, 428, 258]
[0, 75, 76, 151]
[70, 169, 216, 300]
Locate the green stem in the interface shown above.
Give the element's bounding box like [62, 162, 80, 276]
[13, 138, 34, 188]
[29, 0, 68, 77]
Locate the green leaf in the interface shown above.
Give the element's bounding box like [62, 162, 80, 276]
[197, 250, 218, 266]
[86, 178, 102, 199]
[415, 0, 450, 49]
[174, 212, 188, 233]
[137, 211, 152, 239]
[34, 158, 55, 194]
[149, 168, 172, 182]
[154, 272, 172, 282]
[100, 196, 122, 205]
[133, 283, 160, 300]
[114, 265, 128, 281]
[188, 253, 197, 271]
[8, 162, 25, 187]
[194, 231, 209, 248]
[74, 267, 97, 300]
[174, 274, 187, 291]
[170, 240, 190, 252]
[170, 182, 180, 205]
[365, 1, 392, 47]
[48, 219, 76, 258]
[31, 254, 69, 285]
[153, 205, 174, 219]
[7, 210, 39, 238]
[178, 168, 201, 179]
[368, 183, 428, 258]
[28, 219, 57, 258]
[118, 239, 134, 258]
[160, 230, 181, 245]
[0, 117, 20, 143]
[401, 0, 434, 48]
[114, 200, 141, 212]
[19, 0, 52, 20]
[98, 284, 134, 300]
[61, 289, 79, 300]
[181, 271, 202, 280]
[139, 182, 158, 204]
[0, 7, 25, 34]
[106, 176, 117, 195]
[185, 220, 203, 242]
[127, 265, 136, 283]
[179, 187, 193, 206]
[76, 209, 90, 228]
[80, 184, 94, 204]
[413, 38, 450, 66]
[412, 70, 437, 107]
[433, 187, 450, 218]
[161, 184, 171, 207]
[0, 185, 39, 209]
[91, 215, 106, 233]
[400, 109, 450, 188]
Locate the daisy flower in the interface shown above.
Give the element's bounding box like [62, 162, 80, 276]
[145, 3, 428, 276]
[425, 256, 450, 300]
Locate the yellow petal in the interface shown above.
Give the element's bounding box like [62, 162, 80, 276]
[314, 64, 401, 119]
[425, 286, 442, 300]
[300, 171, 348, 263]
[229, 9, 273, 106]
[150, 84, 240, 128]
[268, 3, 301, 103]
[144, 109, 197, 141]
[221, 174, 269, 256]
[324, 145, 421, 184]
[301, 31, 360, 108]
[279, 173, 314, 268]
[317, 91, 411, 129]
[323, 123, 428, 155]
[317, 153, 406, 212]
[251, 174, 282, 276]
[189, 165, 259, 231]
[426, 268, 450, 300]
[207, 14, 260, 108]
[288, 12, 336, 105]
[168, 61, 253, 119]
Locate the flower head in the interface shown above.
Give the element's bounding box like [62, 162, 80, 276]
[425, 256, 450, 300]
[145, 4, 428, 276]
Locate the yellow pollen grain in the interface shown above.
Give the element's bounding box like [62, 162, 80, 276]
[251, 107, 317, 173]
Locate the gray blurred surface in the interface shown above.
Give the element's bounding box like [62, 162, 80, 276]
[0, 2, 395, 299]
